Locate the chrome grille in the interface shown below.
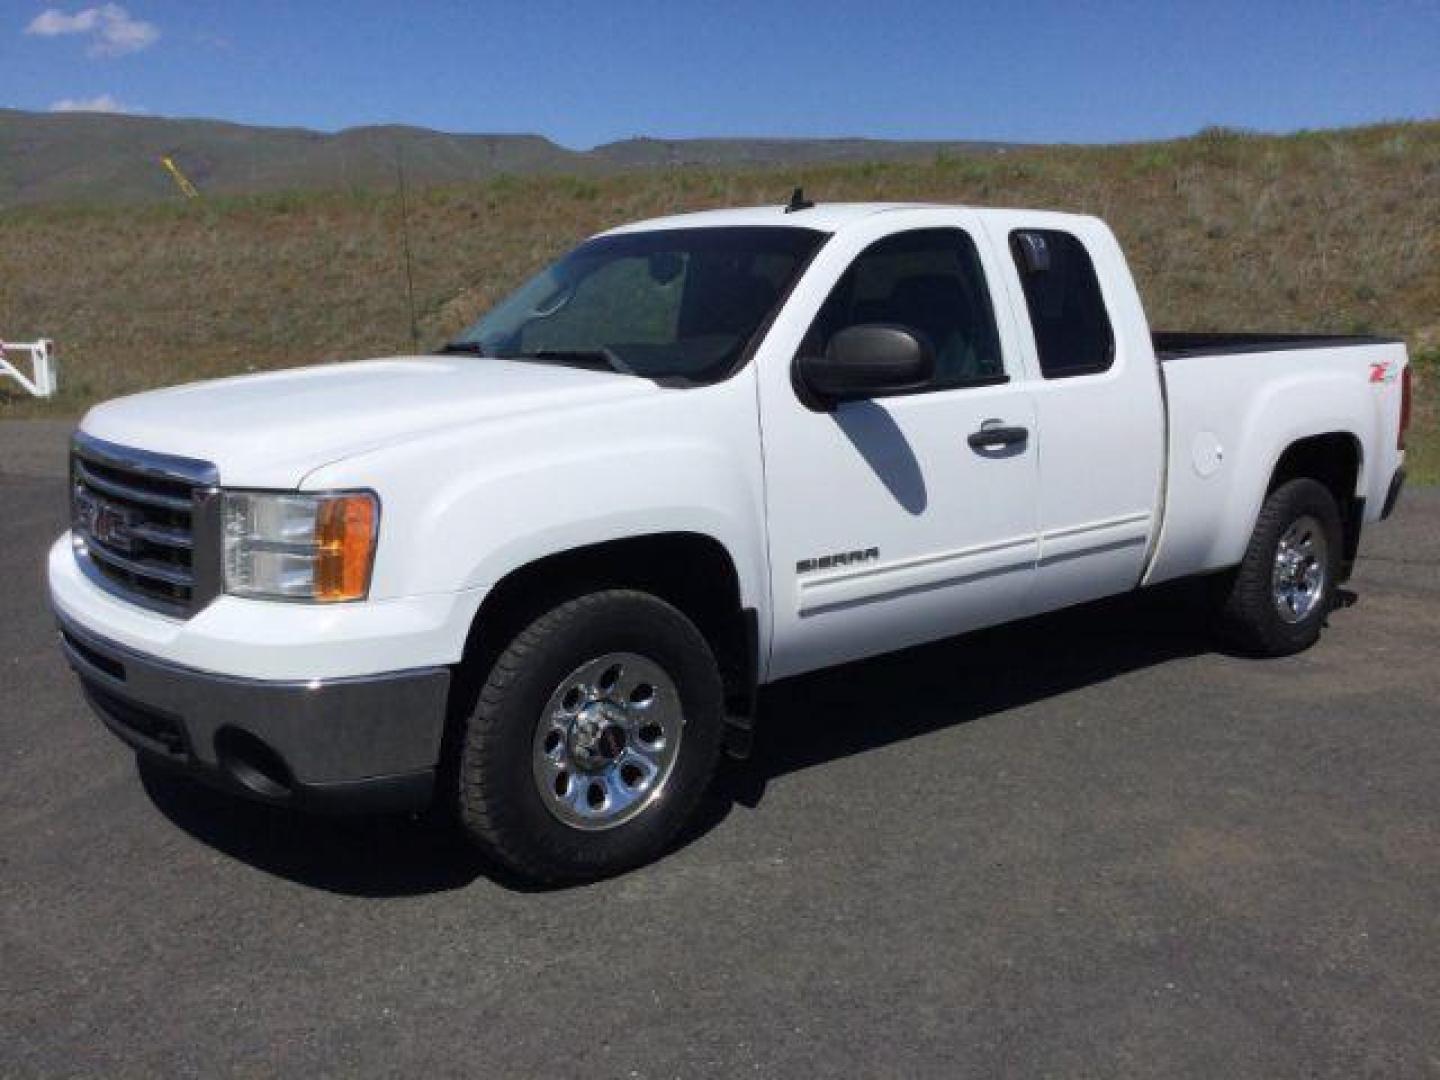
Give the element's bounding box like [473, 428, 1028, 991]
[71, 433, 222, 617]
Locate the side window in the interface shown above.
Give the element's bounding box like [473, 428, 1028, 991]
[1009, 229, 1114, 378]
[804, 228, 1005, 390]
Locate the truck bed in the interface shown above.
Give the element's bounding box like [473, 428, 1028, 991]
[1143, 333, 1409, 590]
[1153, 331, 1400, 361]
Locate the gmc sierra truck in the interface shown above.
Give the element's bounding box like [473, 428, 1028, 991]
[50, 200, 1412, 883]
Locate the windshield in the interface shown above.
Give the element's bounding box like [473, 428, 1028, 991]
[446, 227, 827, 383]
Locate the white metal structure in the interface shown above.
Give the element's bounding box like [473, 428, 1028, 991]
[0, 339, 57, 398]
[47, 202, 1412, 881]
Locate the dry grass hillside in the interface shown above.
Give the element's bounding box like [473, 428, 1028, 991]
[2, 120, 1436, 477]
[0, 107, 1016, 206]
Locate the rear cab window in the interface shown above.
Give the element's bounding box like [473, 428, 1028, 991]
[801, 228, 1006, 392]
[1009, 229, 1115, 378]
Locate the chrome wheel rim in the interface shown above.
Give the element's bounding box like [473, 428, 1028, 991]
[531, 652, 683, 831]
[1272, 514, 1327, 624]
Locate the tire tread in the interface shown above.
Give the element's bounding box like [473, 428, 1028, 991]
[1215, 478, 1340, 657]
[457, 590, 722, 884]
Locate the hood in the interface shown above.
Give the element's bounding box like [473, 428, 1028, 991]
[80, 356, 656, 486]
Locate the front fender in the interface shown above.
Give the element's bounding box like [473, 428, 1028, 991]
[300, 378, 770, 614]
[433, 438, 767, 607]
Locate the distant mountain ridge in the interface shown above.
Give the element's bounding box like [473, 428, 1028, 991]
[0, 108, 1018, 207]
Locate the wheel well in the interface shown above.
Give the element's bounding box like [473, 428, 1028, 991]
[1268, 432, 1364, 573]
[445, 533, 756, 760]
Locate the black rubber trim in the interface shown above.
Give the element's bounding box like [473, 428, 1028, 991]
[1382, 467, 1406, 520]
[722, 607, 761, 760]
[1340, 496, 1366, 583]
[133, 743, 436, 816]
[1154, 331, 1402, 362]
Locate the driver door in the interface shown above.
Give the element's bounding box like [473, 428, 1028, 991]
[756, 212, 1041, 680]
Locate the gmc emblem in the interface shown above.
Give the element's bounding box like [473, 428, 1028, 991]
[75, 488, 139, 553]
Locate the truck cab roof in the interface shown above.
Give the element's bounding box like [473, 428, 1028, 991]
[601, 201, 1101, 236]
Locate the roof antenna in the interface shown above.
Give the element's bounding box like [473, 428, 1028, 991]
[784, 186, 814, 214]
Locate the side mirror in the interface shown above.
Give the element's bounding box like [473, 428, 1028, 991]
[798, 324, 935, 405]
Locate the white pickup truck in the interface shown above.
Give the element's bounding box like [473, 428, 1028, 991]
[50, 199, 1412, 882]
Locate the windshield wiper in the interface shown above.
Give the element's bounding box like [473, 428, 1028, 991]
[523, 348, 634, 376]
[438, 343, 634, 375]
[436, 341, 495, 356]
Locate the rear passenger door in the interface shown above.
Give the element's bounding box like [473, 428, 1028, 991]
[757, 212, 1041, 680]
[985, 218, 1166, 611]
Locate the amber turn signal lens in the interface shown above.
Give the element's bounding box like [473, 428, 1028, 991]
[314, 494, 378, 602]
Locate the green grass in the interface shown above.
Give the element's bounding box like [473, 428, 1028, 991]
[2, 119, 1437, 479]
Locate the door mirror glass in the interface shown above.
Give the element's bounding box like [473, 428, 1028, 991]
[798, 324, 936, 405]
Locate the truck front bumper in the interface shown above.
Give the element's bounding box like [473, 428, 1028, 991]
[58, 614, 450, 814]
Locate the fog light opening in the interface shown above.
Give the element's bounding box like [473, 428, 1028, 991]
[214, 727, 294, 801]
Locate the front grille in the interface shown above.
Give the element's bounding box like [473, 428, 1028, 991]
[71, 433, 221, 616]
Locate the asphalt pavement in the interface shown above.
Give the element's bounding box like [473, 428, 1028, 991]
[2, 421, 1437, 1077]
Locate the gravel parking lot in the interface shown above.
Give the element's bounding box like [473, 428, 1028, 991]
[2, 421, 1437, 1077]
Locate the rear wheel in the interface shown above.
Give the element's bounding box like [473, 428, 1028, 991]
[456, 590, 725, 884]
[1215, 478, 1342, 656]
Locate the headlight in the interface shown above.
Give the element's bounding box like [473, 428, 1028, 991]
[222, 491, 378, 602]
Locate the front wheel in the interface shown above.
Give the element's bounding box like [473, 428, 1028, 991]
[456, 590, 725, 884]
[1214, 477, 1343, 656]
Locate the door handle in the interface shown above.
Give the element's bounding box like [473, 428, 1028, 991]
[967, 422, 1029, 451]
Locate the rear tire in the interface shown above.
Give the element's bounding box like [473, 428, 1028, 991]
[456, 589, 725, 884]
[1214, 478, 1342, 656]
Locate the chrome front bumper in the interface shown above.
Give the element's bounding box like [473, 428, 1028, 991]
[58, 614, 450, 814]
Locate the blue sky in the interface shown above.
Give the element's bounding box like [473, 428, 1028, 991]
[3, 0, 1437, 146]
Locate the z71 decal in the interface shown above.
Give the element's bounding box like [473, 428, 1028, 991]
[1370, 361, 1398, 384]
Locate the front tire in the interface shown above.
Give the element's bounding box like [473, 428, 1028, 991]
[456, 590, 725, 884]
[1214, 478, 1342, 656]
